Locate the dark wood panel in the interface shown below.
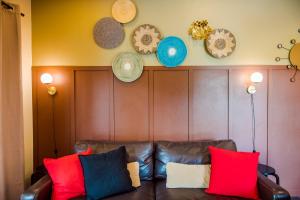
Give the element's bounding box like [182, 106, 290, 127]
[114, 72, 149, 141]
[35, 68, 73, 166]
[32, 66, 300, 195]
[75, 70, 112, 141]
[229, 69, 268, 164]
[153, 71, 189, 141]
[190, 69, 228, 140]
[268, 69, 300, 196]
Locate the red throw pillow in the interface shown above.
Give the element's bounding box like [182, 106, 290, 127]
[44, 148, 92, 200]
[205, 146, 260, 199]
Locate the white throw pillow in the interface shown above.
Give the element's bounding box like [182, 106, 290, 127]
[166, 162, 211, 188]
[127, 162, 141, 187]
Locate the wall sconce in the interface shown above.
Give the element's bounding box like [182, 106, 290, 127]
[40, 72, 58, 157]
[247, 72, 263, 94]
[40, 73, 57, 95]
[247, 72, 263, 153]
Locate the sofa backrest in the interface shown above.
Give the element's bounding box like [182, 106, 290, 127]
[154, 140, 237, 179]
[74, 140, 236, 181]
[74, 141, 154, 181]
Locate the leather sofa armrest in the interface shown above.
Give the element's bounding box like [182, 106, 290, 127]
[257, 172, 291, 200]
[20, 175, 52, 200]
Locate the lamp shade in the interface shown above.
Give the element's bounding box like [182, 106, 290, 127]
[40, 73, 53, 84]
[156, 36, 187, 67]
[250, 72, 263, 83]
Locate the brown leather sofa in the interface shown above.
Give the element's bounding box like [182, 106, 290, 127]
[21, 140, 291, 200]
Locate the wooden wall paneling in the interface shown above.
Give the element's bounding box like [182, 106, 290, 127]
[74, 70, 112, 141]
[33, 66, 300, 196]
[114, 71, 150, 141]
[153, 70, 189, 141]
[70, 69, 76, 147]
[229, 69, 268, 164]
[34, 68, 73, 166]
[268, 69, 300, 195]
[190, 69, 229, 140]
[148, 70, 154, 141]
[32, 69, 38, 167]
[55, 69, 73, 157]
[109, 70, 115, 141]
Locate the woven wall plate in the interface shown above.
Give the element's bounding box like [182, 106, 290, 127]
[112, 0, 136, 24]
[93, 17, 125, 49]
[156, 36, 187, 67]
[132, 24, 162, 54]
[205, 29, 236, 58]
[112, 52, 144, 82]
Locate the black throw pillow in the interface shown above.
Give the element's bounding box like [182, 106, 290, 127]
[79, 146, 134, 199]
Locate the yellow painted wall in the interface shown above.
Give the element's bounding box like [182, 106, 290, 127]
[32, 0, 300, 66]
[7, 0, 32, 187]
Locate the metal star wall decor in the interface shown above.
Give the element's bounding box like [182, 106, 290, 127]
[275, 29, 300, 82]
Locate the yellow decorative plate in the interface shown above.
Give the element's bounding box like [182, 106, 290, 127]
[112, 0, 136, 24]
[289, 43, 300, 70]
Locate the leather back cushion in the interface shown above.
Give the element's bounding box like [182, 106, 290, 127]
[154, 140, 237, 179]
[74, 141, 154, 181]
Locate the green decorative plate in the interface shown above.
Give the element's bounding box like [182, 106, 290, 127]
[112, 52, 144, 82]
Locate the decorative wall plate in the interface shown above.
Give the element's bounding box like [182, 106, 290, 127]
[93, 17, 125, 49]
[205, 29, 236, 58]
[112, 52, 144, 82]
[275, 30, 300, 82]
[132, 24, 162, 54]
[156, 36, 187, 67]
[112, 0, 136, 24]
[289, 43, 300, 69]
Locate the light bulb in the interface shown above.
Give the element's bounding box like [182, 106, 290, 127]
[250, 72, 263, 83]
[40, 73, 53, 84]
[123, 62, 132, 71]
[168, 47, 177, 57]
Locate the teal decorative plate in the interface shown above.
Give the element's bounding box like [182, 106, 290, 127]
[156, 36, 187, 67]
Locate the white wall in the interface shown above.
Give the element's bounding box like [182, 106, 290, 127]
[32, 0, 300, 66]
[7, 0, 32, 187]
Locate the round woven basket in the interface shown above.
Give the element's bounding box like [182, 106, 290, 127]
[156, 36, 187, 67]
[112, 52, 144, 82]
[112, 0, 136, 24]
[205, 28, 236, 58]
[93, 17, 125, 49]
[132, 24, 162, 54]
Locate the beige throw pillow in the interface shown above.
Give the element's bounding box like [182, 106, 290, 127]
[166, 162, 211, 188]
[127, 162, 141, 187]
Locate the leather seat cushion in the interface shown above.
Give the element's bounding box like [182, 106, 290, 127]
[155, 140, 237, 179]
[155, 180, 246, 200]
[71, 181, 155, 200]
[74, 141, 154, 180]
